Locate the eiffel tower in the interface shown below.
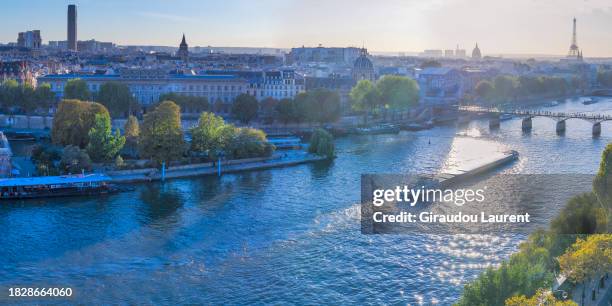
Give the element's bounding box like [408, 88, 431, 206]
[567, 17, 581, 59]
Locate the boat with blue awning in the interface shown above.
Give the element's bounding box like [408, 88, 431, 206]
[0, 174, 117, 200]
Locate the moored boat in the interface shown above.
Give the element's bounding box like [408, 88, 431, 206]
[355, 124, 400, 135]
[0, 174, 118, 200]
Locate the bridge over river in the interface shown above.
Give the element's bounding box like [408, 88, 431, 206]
[458, 105, 612, 136]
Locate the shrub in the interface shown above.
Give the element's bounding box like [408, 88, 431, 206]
[60, 145, 92, 174]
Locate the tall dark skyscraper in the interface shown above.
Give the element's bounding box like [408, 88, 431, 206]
[67, 4, 77, 51]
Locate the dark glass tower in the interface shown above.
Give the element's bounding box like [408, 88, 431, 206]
[67, 4, 77, 51]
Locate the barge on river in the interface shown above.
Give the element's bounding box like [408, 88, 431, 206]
[0, 174, 117, 200]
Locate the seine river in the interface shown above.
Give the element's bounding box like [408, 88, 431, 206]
[1, 97, 611, 304]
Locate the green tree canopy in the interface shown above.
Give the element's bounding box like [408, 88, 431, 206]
[308, 128, 335, 159]
[86, 113, 126, 162]
[0, 79, 20, 110]
[350, 79, 380, 124]
[51, 99, 110, 148]
[190, 112, 227, 156]
[307, 88, 341, 124]
[34, 83, 56, 113]
[158, 92, 209, 114]
[63, 79, 91, 101]
[274, 98, 296, 125]
[138, 100, 185, 164]
[123, 115, 140, 157]
[493, 75, 518, 100]
[475, 80, 494, 99]
[558, 234, 612, 284]
[231, 94, 258, 124]
[96, 82, 138, 117]
[376, 75, 419, 111]
[225, 127, 274, 159]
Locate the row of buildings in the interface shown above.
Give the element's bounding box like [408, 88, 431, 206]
[38, 68, 306, 109]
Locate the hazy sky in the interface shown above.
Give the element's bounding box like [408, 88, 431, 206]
[2, 0, 612, 57]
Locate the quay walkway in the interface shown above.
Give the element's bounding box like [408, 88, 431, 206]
[108, 151, 325, 183]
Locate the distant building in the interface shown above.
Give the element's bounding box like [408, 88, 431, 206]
[352, 48, 375, 81]
[288, 46, 362, 65]
[206, 69, 305, 101]
[40, 69, 247, 111]
[471, 43, 482, 60]
[0, 46, 36, 59]
[48, 40, 68, 50]
[417, 67, 463, 104]
[422, 49, 443, 57]
[455, 45, 466, 58]
[0, 61, 34, 86]
[444, 49, 454, 57]
[177, 34, 189, 61]
[67, 4, 77, 51]
[17, 30, 42, 49]
[77, 39, 115, 53]
[305, 75, 355, 111]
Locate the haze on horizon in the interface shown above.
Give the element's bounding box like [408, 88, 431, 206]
[2, 0, 612, 57]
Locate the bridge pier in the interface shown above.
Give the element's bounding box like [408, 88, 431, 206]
[489, 117, 500, 130]
[521, 117, 532, 131]
[593, 122, 602, 137]
[556, 120, 566, 135]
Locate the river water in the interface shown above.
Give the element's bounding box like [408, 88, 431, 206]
[1, 97, 610, 304]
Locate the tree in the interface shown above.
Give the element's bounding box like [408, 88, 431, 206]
[475, 80, 494, 100]
[259, 97, 278, 124]
[550, 193, 607, 235]
[0, 79, 20, 111]
[293, 92, 312, 124]
[594, 143, 612, 211]
[190, 112, 227, 157]
[158, 92, 209, 114]
[63, 79, 91, 101]
[123, 115, 140, 157]
[505, 289, 577, 306]
[558, 234, 612, 285]
[274, 98, 296, 125]
[19, 84, 37, 115]
[138, 100, 185, 164]
[231, 94, 258, 124]
[493, 75, 518, 101]
[96, 82, 138, 117]
[308, 128, 335, 159]
[51, 99, 110, 148]
[86, 113, 126, 162]
[350, 80, 380, 124]
[60, 145, 92, 174]
[225, 127, 274, 159]
[307, 88, 341, 124]
[376, 75, 419, 117]
[34, 83, 56, 113]
[420, 60, 441, 69]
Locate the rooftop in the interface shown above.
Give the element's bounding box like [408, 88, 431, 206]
[0, 174, 111, 187]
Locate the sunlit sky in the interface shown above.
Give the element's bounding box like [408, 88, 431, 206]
[2, 0, 612, 57]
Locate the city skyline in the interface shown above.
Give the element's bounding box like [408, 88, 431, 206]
[1, 0, 612, 57]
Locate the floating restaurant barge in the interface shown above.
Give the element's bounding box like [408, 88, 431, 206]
[0, 174, 117, 200]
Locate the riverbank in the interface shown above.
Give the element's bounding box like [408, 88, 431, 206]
[107, 151, 326, 183]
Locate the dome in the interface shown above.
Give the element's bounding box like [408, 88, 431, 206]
[354, 53, 373, 70]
